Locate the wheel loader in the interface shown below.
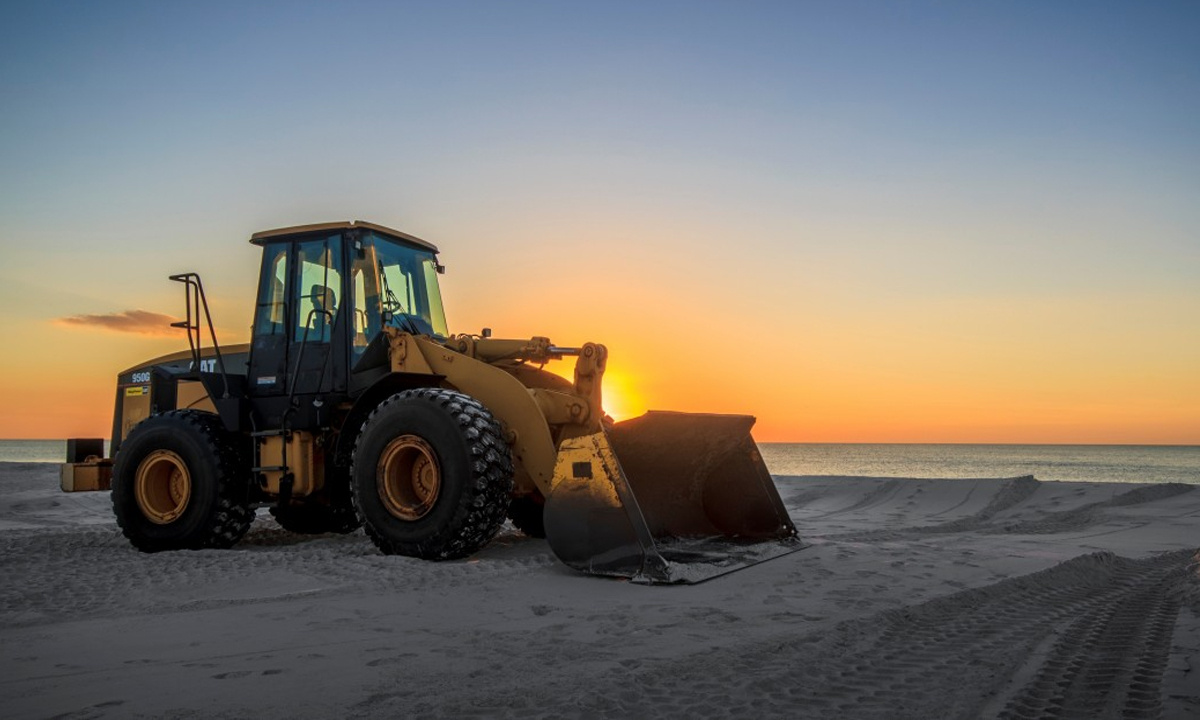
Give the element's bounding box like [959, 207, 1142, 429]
[61, 221, 799, 583]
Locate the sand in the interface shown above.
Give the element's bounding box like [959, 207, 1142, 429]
[1, 462, 1197, 719]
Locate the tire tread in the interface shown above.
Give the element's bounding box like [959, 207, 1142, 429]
[351, 388, 514, 560]
[112, 410, 254, 552]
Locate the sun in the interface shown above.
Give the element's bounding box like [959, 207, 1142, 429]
[542, 361, 644, 422]
[597, 367, 644, 422]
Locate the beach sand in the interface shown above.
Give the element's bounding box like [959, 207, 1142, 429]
[1, 462, 1196, 719]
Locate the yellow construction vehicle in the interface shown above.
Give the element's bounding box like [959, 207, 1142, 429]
[61, 221, 799, 583]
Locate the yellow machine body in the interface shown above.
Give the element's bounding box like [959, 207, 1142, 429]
[258, 432, 322, 497]
[386, 330, 800, 583]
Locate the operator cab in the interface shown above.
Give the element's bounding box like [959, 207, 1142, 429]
[246, 221, 447, 427]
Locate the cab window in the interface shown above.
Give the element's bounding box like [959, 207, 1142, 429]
[293, 236, 343, 343]
[253, 244, 288, 337]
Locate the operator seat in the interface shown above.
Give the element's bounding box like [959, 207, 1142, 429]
[309, 284, 337, 342]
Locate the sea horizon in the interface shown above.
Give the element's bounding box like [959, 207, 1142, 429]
[7, 439, 1195, 485]
[6, 437, 1195, 447]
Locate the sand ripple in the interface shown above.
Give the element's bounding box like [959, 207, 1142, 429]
[2, 463, 1198, 719]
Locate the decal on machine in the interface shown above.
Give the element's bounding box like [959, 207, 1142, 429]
[125, 386, 150, 397]
[257, 376, 277, 385]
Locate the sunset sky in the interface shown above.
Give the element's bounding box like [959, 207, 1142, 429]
[1, 1, 1197, 444]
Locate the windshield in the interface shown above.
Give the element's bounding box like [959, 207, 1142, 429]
[350, 233, 448, 355]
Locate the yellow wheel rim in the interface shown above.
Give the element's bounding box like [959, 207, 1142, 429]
[377, 435, 441, 521]
[135, 449, 191, 524]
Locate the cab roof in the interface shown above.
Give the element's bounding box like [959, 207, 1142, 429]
[249, 221, 439, 253]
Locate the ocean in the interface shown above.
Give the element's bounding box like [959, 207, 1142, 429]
[5, 439, 1196, 485]
[758, 443, 1198, 485]
[0, 440, 97, 463]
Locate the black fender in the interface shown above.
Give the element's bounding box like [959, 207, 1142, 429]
[334, 372, 445, 466]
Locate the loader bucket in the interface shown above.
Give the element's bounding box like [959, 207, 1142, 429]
[544, 412, 802, 584]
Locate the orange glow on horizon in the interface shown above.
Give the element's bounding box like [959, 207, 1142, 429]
[3, 255, 1196, 446]
[3, 308, 1197, 445]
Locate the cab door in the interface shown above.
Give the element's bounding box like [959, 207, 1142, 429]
[248, 241, 290, 396]
[247, 233, 348, 428]
[288, 234, 347, 399]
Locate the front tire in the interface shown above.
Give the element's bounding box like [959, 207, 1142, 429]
[112, 411, 254, 552]
[351, 388, 514, 560]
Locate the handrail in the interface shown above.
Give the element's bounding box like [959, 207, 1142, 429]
[169, 273, 231, 399]
[286, 307, 334, 409]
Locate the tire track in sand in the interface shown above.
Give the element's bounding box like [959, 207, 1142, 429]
[991, 483, 1196, 536]
[821, 475, 1040, 542]
[804, 479, 905, 519]
[783, 550, 1198, 720]
[991, 552, 1190, 719]
[825, 479, 1195, 543]
[421, 549, 1199, 719]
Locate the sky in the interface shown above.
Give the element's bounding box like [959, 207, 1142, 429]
[0, 1, 1197, 444]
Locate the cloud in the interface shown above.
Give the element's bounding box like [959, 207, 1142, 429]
[56, 309, 182, 336]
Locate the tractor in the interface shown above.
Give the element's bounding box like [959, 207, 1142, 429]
[61, 221, 798, 583]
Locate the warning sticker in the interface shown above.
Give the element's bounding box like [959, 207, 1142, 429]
[125, 386, 150, 397]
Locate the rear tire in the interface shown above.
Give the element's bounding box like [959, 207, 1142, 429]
[112, 411, 254, 552]
[507, 494, 546, 538]
[270, 493, 360, 535]
[351, 388, 513, 560]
